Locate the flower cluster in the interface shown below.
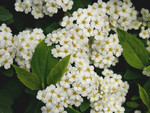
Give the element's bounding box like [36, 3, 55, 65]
[0, 24, 15, 69]
[142, 67, 150, 77]
[14, 28, 45, 69]
[45, 0, 127, 69]
[104, 0, 140, 31]
[14, 0, 73, 19]
[138, 8, 150, 39]
[37, 59, 129, 113]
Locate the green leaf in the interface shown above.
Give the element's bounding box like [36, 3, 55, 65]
[80, 0, 92, 7]
[24, 97, 43, 113]
[31, 40, 58, 88]
[123, 68, 141, 80]
[0, 90, 13, 113]
[25, 88, 37, 96]
[47, 54, 71, 85]
[4, 17, 14, 25]
[138, 84, 150, 107]
[45, 22, 60, 34]
[117, 29, 150, 69]
[0, 66, 14, 77]
[0, 6, 13, 22]
[131, 96, 140, 101]
[0, 79, 24, 113]
[126, 101, 139, 108]
[79, 99, 90, 112]
[66, 107, 80, 113]
[13, 64, 41, 90]
[3, 79, 24, 101]
[125, 108, 132, 113]
[0, 90, 13, 106]
[0, 104, 12, 113]
[0, 17, 14, 25]
[146, 65, 150, 72]
[13, 13, 26, 31]
[122, 42, 145, 69]
[144, 79, 150, 97]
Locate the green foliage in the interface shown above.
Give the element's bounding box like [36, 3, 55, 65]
[13, 41, 70, 90]
[13, 64, 41, 90]
[123, 68, 141, 80]
[24, 97, 43, 113]
[79, 99, 90, 112]
[66, 107, 80, 113]
[131, 96, 140, 101]
[3, 80, 24, 100]
[0, 5, 13, 22]
[138, 84, 150, 108]
[144, 79, 150, 97]
[31, 40, 58, 88]
[0, 80, 23, 113]
[124, 108, 132, 113]
[0, 66, 14, 77]
[0, 90, 13, 107]
[25, 88, 37, 96]
[45, 22, 60, 34]
[47, 54, 71, 85]
[146, 65, 150, 72]
[126, 101, 139, 108]
[117, 29, 150, 69]
[0, 104, 12, 113]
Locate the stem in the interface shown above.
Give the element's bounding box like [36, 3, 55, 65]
[41, 76, 45, 89]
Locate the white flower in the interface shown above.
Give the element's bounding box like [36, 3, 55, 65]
[31, 7, 44, 19]
[139, 29, 150, 39]
[143, 67, 150, 77]
[134, 110, 141, 113]
[41, 106, 52, 113]
[60, 76, 70, 88]
[15, 1, 24, 12]
[39, 1, 132, 113]
[141, 8, 149, 21]
[132, 21, 142, 30]
[37, 90, 46, 101]
[71, 95, 83, 107]
[23, 1, 31, 14]
[102, 68, 114, 77]
[14, 0, 74, 19]
[52, 103, 65, 113]
[0, 24, 15, 69]
[15, 28, 45, 69]
[62, 1, 74, 12]
[88, 90, 100, 103]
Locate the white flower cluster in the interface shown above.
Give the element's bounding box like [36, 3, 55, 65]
[138, 8, 150, 39]
[14, 28, 45, 69]
[45, 1, 128, 69]
[37, 60, 129, 113]
[142, 67, 150, 77]
[0, 24, 15, 69]
[104, 0, 140, 31]
[14, 0, 73, 19]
